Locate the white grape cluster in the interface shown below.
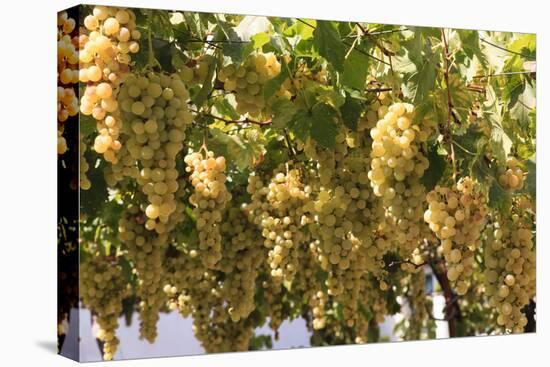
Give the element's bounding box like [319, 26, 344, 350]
[368, 102, 432, 256]
[57, 11, 79, 156]
[117, 204, 170, 343]
[185, 150, 231, 268]
[425, 177, 488, 295]
[80, 252, 129, 361]
[244, 165, 311, 283]
[498, 157, 525, 192]
[218, 207, 264, 322]
[164, 252, 256, 353]
[484, 204, 536, 333]
[218, 52, 281, 116]
[79, 6, 141, 163]
[300, 125, 389, 334]
[80, 136, 91, 190]
[110, 72, 193, 233]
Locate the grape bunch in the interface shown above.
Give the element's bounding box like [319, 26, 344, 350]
[498, 156, 525, 192]
[185, 150, 231, 268]
[368, 102, 433, 256]
[117, 204, 170, 343]
[80, 136, 92, 190]
[244, 164, 311, 283]
[218, 52, 281, 116]
[111, 72, 193, 233]
[484, 202, 536, 333]
[300, 122, 389, 335]
[218, 207, 265, 322]
[80, 252, 130, 361]
[78, 6, 141, 163]
[424, 177, 488, 295]
[57, 11, 79, 155]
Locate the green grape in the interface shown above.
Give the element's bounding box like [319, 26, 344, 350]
[484, 199, 535, 333]
[425, 177, 488, 295]
[185, 150, 231, 268]
[80, 251, 130, 361]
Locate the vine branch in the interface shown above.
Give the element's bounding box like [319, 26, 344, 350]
[190, 108, 272, 127]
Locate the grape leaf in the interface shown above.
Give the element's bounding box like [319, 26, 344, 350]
[271, 99, 299, 129]
[208, 128, 263, 170]
[342, 49, 370, 90]
[288, 110, 313, 142]
[488, 178, 511, 211]
[191, 56, 217, 108]
[518, 154, 536, 200]
[311, 103, 338, 149]
[457, 30, 487, 67]
[313, 21, 345, 72]
[421, 145, 447, 190]
[339, 94, 361, 131]
[243, 32, 271, 57]
[213, 96, 241, 120]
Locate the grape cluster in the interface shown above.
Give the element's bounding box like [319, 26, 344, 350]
[498, 157, 525, 192]
[80, 252, 129, 361]
[424, 177, 488, 295]
[78, 6, 141, 162]
[218, 207, 264, 322]
[244, 164, 311, 283]
[185, 150, 231, 268]
[80, 136, 92, 190]
[484, 203, 536, 333]
[117, 204, 170, 342]
[111, 72, 193, 233]
[57, 11, 79, 156]
[300, 122, 389, 334]
[218, 52, 281, 116]
[164, 251, 256, 353]
[368, 102, 433, 256]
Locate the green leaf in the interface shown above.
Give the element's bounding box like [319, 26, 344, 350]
[271, 99, 299, 129]
[421, 145, 447, 190]
[488, 178, 511, 211]
[288, 110, 313, 142]
[457, 30, 487, 67]
[209, 128, 263, 170]
[313, 21, 345, 72]
[310, 103, 338, 149]
[213, 96, 240, 120]
[408, 51, 438, 105]
[339, 94, 361, 131]
[342, 49, 370, 90]
[191, 56, 217, 108]
[518, 155, 536, 199]
[243, 32, 271, 57]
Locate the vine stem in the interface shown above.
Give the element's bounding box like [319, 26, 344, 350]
[440, 28, 457, 181]
[430, 262, 461, 337]
[189, 108, 272, 126]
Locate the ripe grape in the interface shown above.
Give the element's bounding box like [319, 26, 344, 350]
[185, 150, 231, 268]
[425, 177, 488, 295]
